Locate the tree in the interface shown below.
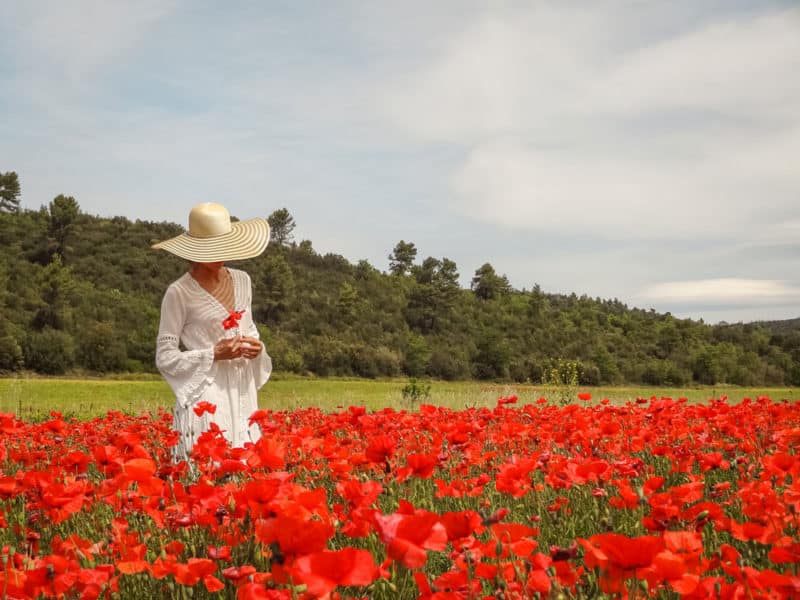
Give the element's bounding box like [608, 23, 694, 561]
[32, 255, 77, 330]
[471, 263, 511, 300]
[528, 284, 548, 321]
[0, 172, 21, 213]
[48, 194, 80, 260]
[253, 253, 295, 323]
[335, 281, 360, 325]
[268, 208, 296, 246]
[406, 257, 461, 333]
[388, 240, 417, 276]
[473, 329, 512, 379]
[403, 333, 431, 376]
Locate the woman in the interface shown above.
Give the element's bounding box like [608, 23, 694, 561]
[152, 202, 272, 459]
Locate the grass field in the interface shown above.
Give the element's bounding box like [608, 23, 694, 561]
[0, 375, 796, 419]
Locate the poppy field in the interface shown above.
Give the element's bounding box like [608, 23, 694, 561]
[1, 395, 800, 599]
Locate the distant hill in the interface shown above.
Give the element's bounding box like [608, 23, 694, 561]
[757, 318, 800, 336]
[1, 203, 798, 386]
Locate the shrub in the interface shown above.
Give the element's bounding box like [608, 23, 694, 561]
[401, 378, 431, 405]
[427, 349, 470, 381]
[78, 321, 127, 372]
[0, 333, 23, 371]
[23, 327, 75, 374]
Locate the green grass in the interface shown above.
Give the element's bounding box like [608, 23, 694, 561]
[0, 375, 796, 419]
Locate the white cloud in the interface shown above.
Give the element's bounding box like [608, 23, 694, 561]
[376, 5, 800, 239]
[589, 11, 800, 120]
[640, 278, 800, 306]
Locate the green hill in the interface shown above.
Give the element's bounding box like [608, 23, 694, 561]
[1, 202, 798, 386]
[758, 318, 800, 336]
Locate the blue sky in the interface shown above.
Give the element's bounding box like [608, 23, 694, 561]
[1, 1, 799, 323]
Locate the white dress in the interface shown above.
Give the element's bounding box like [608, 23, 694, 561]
[156, 268, 272, 459]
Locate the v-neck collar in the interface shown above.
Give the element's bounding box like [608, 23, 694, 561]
[186, 269, 238, 314]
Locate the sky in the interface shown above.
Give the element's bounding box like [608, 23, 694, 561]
[1, 1, 799, 324]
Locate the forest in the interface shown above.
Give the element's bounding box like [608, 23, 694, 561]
[0, 185, 798, 385]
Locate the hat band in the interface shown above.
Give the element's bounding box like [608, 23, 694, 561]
[187, 224, 233, 239]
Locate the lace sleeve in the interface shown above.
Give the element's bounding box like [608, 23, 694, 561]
[156, 285, 216, 408]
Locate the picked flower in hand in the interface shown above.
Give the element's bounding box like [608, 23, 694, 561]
[222, 310, 245, 336]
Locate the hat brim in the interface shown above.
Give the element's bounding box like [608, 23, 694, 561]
[152, 218, 270, 262]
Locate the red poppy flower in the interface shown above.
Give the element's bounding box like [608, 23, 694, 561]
[222, 310, 245, 330]
[581, 532, 665, 571]
[406, 453, 436, 479]
[193, 401, 217, 417]
[291, 548, 377, 597]
[208, 546, 232, 561]
[255, 515, 334, 555]
[365, 435, 395, 464]
[440, 510, 482, 542]
[223, 565, 257, 584]
[374, 510, 447, 568]
[122, 458, 156, 482]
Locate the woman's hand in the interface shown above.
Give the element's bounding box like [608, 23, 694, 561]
[214, 336, 244, 361]
[239, 336, 263, 359]
[214, 336, 263, 361]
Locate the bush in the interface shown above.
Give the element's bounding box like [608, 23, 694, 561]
[789, 363, 800, 386]
[508, 360, 529, 383]
[276, 349, 305, 373]
[78, 321, 127, 372]
[23, 328, 75, 374]
[401, 378, 431, 405]
[303, 336, 351, 376]
[427, 349, 470, 381]
[260, 333, 305, 373]
[542, 358, 579, 406]
[473, 331, 511, 380]
[578, 362, 601, 386]
[123, 358, 147, 373]
[662, 361, 691, 386]
[0, 334, 23, 371]
[403, 334, 431, 377]
[351, 344, 380, 379]
[372, 346, 402, 377]
[640, 361, 665, 386]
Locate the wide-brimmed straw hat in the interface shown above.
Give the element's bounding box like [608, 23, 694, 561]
[152, 203, 270, 262]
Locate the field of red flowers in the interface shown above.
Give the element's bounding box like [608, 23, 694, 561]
[1, 395, 800, 599]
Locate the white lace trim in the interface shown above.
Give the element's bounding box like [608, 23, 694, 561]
[157, 334, 179, 346]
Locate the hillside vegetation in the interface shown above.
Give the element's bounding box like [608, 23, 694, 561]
[0, 199, 798, 385]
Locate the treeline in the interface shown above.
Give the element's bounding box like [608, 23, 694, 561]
[0, 196, 799, 385]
